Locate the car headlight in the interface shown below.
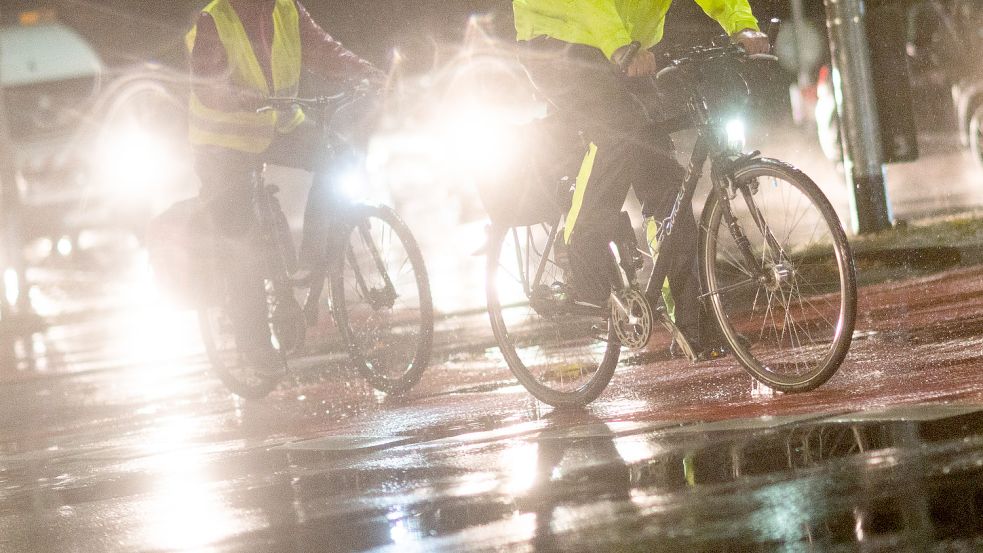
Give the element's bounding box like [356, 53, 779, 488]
[95, 123, 175, 195]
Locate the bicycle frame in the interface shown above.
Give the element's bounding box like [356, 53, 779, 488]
[247, 91, 401, 331]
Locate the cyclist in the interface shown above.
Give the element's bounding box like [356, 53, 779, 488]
[511, 0, 769, 358]
[187, 0, 383, 373]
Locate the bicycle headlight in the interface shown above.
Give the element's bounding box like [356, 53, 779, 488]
[724, 117, 746, 152]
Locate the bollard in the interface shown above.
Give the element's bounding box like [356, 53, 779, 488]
[823, 0, 894, 234]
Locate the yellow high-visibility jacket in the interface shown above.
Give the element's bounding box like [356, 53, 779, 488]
[186, 0, 305, 153]
[513, 0, 760, 60]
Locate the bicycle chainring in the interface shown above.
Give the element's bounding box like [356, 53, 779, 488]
[611, 288, 653, 350]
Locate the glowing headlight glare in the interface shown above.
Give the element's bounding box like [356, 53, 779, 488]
[439, 106, 516, 175]
[725, 118, 746, 152]
[338, 168, 365, 200]
[3, 268, 19, 307]
[57, 236, 73, 257]
[97, 124, 173, 193]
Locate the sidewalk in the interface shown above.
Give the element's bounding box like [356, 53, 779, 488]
[848, 217, 983, 284]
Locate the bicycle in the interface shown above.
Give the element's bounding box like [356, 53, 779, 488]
[486, 41, 858, 407]
[198, 92, 434, 399]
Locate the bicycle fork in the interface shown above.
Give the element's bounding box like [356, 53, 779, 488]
[711, 166, 789, 293]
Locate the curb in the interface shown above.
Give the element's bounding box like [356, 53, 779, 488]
[852, 244, 983, 270]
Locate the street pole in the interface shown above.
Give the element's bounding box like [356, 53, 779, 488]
[823, 0, 894, 234]
[790, 0, 810, 91]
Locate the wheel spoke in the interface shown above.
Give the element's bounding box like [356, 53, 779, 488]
[332, 207, 432, 394]
[487, 223, 619, 406]
[704, 161, 855, 390]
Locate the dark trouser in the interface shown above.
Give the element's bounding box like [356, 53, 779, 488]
[194, 122, 344, 346]
[518, 38, 714, 350]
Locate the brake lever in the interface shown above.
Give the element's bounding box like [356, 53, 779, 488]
[748, 53, 779, 62]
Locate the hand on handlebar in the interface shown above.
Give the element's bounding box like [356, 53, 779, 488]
[612, 43, 657, 77]
[236, 88, 271, 111]
[730, 28, 770, 56]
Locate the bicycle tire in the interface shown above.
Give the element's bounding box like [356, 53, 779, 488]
[330, 205, 434, 395]
[699, 157, 857, 392]
[198, 304, 281, 400]
[486, 223, 620, 407]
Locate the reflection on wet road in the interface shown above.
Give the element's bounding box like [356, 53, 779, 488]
[2, 255, 983, 551]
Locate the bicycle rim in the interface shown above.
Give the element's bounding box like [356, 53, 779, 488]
[198, 296, 280, 400]
[486, 223, 620, 407]
[700, 158, 857, 392]
[330, 205, 433, 395]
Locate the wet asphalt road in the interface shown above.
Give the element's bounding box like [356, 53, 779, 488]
[2, 248, 983, 552]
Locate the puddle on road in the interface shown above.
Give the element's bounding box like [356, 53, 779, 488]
[4, 405, 983, 552]
[349, 407, 983, 551]
[231, 406, 983, 551]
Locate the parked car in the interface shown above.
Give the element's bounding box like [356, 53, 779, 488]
[943, 0, 983, 168]
[0, 10, 189, 254]
[811, 0, 983, 169]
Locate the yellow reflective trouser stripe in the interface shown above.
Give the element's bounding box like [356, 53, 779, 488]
[646, 217, 675, 322]
[564, 142, 598, 245]
[683, 453, 696, 486]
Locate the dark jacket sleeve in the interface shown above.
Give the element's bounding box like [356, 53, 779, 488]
[296, 1, 379, 81]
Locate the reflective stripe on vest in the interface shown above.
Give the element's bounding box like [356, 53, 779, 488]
[187, 0, 305, 153]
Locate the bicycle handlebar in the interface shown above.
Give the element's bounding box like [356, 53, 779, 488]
[653, 43, 777, 81]
[257, 91, 348, 114]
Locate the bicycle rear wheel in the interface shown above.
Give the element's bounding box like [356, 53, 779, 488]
[699, 158, 857, 392]
[330, 205, 433, 395]
[486, 223, 620, 407]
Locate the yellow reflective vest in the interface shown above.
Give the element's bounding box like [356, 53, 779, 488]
[186, 0, 306, 153]
[513, 0, 759, 59]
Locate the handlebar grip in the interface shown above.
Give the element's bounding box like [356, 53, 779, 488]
[616, 41, 642, 74]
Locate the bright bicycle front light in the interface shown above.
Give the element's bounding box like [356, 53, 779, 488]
[724, 117, 746, 153]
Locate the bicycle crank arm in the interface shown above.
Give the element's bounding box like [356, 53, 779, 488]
[656, 308, 697, 362]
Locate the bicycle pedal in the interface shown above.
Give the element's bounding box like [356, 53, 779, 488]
[288, 269, 314, 286]
[657, 312, 696, 361]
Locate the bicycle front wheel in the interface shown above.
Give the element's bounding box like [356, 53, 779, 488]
[486, 223, 620, 407]
[699, 158, 857, 392]
[330, 205, 433, 395]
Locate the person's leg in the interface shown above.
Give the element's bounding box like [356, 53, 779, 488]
[562, 136, 635, 305]
[519, 40, 653, 305]
[194, 147, 273, 355]
[632, 143, 719, 355]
